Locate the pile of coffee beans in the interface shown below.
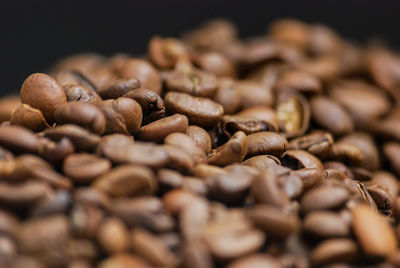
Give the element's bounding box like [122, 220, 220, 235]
[2, 18, 400, 267]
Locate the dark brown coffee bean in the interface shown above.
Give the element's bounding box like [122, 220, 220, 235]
[0, 125, 39, 153]
[310, 96, 354, 136]
[164, 132, 206, 165]
[246, 131, 288, 158]
[276, 90, 310, 138]
[38, 137, 75, 164]
[97, 136, 169, 168]
[131, 228, 178, 266]
[301, 185, 350, 213]
[110, 197, 174, 232]
[213, 78, 241, 114]
[329, 141, 363, 167]
[311, 239, 359, 266]
[352, 204, 397, 257]
[20, 73, 67, 122]
[208, 131, 247, 166]
[366, 185, 393, 215]
[289, 131, 333, 159]
[138, 114, 188, 143]
[63, 84, 102, 104]
[30, 190, 71, 217]
[123, 88, 165, 124]
[304, 211, 350, 238]
[165, 92, 223, 127]
[16, 215, 69, 267]
[98, 254, 151, 268]
[55, 102, 106, 135]
[252, 167, 290, 207]
[165, 67, 218, 97]
[0, 96, 20, 123]
[118, 59, 162, 95]
[370, 171, 399, 200]
[44, 124, 101, 151]
[282, 150, 324, 170]
[293, 168, 324, 191]
[93, 165, 157, 197]
[10, 104, 50, 132]
[97, 217, 129, 254]
[148, 36, 188, 69]
[248, 204, 300, 237]
[98, 78, 140, 99]
[63, 153, 111, 183]
[221, 113, 278, 138]
[94, 103, 127, 135]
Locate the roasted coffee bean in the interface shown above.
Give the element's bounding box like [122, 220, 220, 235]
[30, 190, 71, 217]
[165, 67, 218, 97]
[97, 217, 129, 254]
[208, 131, 247, 166]
[310, 238, 359, 266]
[282, 150, 324, 170]
[246, 131, 288, 157]
[138, 114, 188, 143]
[233, 80, 274, 109]
[157, 169, 184, 192]
[98, 78, 140, 99]
[242, 155, 281, 170]
[10, 104, 50, 132]
[366, 185, 393, 215]
[63, 84, 102, 104]
[20, 73, 67, 122]
[181, 240, 214, 268]
[293, 168, 324, 191]
[303, 211, 350, 238]
[352, 204, 397, 257]
[227, 254, 282, 268]
[301, 185, 350, 213]
[185, 125, 212, 154]
[310, 96, 354, 136]
[221, 113, 278, 138]
[148, 36, 188, 69]
[288, 131, 333, 159]
[93, 165, 157, 197]
[329, 141, 364, 167]
[0, 125, 39, 153]
[164, 132, 206, 165]
[165, 91, 223, 127]
[123, 88, 165, 123]
[55, 102, 106, 134]
[193, 164, 226, 178]
[213, 78, 241, 114]
[118, 58, 162, 95]
[44, 124, 101, 151]
[384, 142, 400, 177]
[248, 204, 300, 237]
[98, 254, 151, 268]
[180, 197, 210, 240]
[182, 176, 208, 196]
[63, 153, 111, 183]
[275, 70, 322, 94]
[0, 96, 20, 123]
[162, 144, 194, 172]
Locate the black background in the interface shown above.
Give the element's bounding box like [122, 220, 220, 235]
[1, 0, 400, 96]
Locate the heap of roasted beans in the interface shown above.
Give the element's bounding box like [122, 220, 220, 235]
[2, 19, 400, 267]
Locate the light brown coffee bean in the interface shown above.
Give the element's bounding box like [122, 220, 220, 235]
[227, 254, 281, 268]
[164, 132, 206, 165]
[208, 131, 247, 166]
[311, 239, 359, 266]
[213, 78, 241, 114]
[221, 114, 278, 138]
[275, 70, 322, 93]
[162, 144, 194, 172]
[165, 92, 223, 127]
[10, 104, 50, 132]
[63, 153, 111, 183]
[282, 150, 324, 170]
[55, 102, 106, 135]
[304, 211, 350, 238]
[301, 185, 350, 213]
[148, 36, 188, 69]
[242, 155, 281, 170]
[352, 204, 398, 257]
[97, 217, 129, 254]
[98, 254, 151, 268]
[185, 125, 212, 154]
[20, 73, 67, 122]
[0, 125, 39, 153]
[63, 84, 102, 104]
[93, 165, 157, 197]
[288, 131, 333, 159]
[138, 114, 188, 143]
[0, 96, 20, 123]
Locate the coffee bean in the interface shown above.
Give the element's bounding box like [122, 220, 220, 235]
[138, 114, 188, 143]
[192, 164, 226, 178]
[246, 131, 288, 157]
[63, 153, 111, 183]
[165, 67, 218, 97]
[63, 84, 102, 104]
[242, 155, 281, 170]
[180, 198, 209, 240]
[234, 80, 273, 109]
[275, 70, 322, 94]
[185, 125, 212, 154]
[208, 131, 247, 166]
[165, 92, 223, 127]
[213, 78, 241, 114]
[98, 78, 140, 99]
[310, 96, 354, 136]
[181, 240, 214, 268]
[97, 217, 129, 254]
[0, 96, 20, 123]
[0, 125, 39, 153]
[148, 36, 188, 69]
[248, 204, 300, 237]
[221, 114, 278, 138]
[162, 144, 194, 172]
[352, 204, 397, 257]
[311, 238, 359, 266]
[164, 132, 206, 165]
[301, 185, 350, 213]
[282, 150, 323, 170]
[10, 104, 50, 132]
[20, 73, 67, 122]
[55, 101, 106, 134]
[289, 131, 334, 159]
[227, 254, 282, 268]
[98, 254, 151, 268]
[303, 211, 350, 238]
[93, 165, 157, 197]
[157, 169, 183, 192]
[118, 59, 162, 95]
[329, 141, 363, 167]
